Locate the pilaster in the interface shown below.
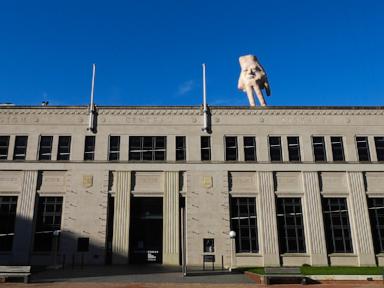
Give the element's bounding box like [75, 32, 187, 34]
[112, 171, 131, 264]
[163, 171, 180, 265]
[258, 171, 280, 266]
[302, 172, 328, 266]
[347, 172, 376, 266]
[12, 170, 38, 265]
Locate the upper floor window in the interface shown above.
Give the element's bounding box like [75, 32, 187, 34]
[331, 136, 345, 162]
[356, 136, 370, 162]
[129, 136, 166, 161]
[244, 136, 256, 161]
[287, 136, 301, 162]
[0, 136, 10, 160]
[176, 136, 186, 161]
[84, 136, 96, 161]
[57, 136, 71, 160]
[225, 136, 238, 161]
[374, 137, 384, 162]
[312, 136, 326, 162]
[201, 136, 211, 161]
[269, 136, 282, 162]
[13, 136, 28, 160]
[108, 136, 120, 161]
[38, 136, 53, 160]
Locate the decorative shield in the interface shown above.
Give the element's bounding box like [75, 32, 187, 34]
[202, 176, 213, 189]
[82, 175, 93, 188]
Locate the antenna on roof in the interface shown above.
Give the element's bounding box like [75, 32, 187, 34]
[88, 64, 97, 133]
[202, 63, 210, 133]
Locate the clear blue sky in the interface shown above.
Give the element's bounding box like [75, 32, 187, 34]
[0, 0, 383, 106]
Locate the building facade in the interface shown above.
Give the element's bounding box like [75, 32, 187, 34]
[0, 105, 383, 268]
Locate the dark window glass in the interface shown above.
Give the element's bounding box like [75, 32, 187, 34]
[0, 196, 17, 251]
[244, 137, 256, 161]
[230, 197, 258, 253]
[277, 198, 306, 253]
[356, 136, 370, 162]
[374, 137, 384, 162]
[84, 136, 95, 161]
[331, 136, 345, 162]
[0, 136, 10, 160]
[128, 136, 166, 161]
[322, 198, 353, 253]
[13, 136, 28, 160]
[201, 136, 211, 161]
[269, 136, 282, 162]
[225, 136, 238, 161]
[57, 136, 71, 160]
[38, 136, 53, 160]
[287, 136, 301, 162]
[108, 136, 120, 161]
[176, 136, 186, 161]
[312, 136, 326, 162]
[368, 198, 384, 253]
[34, 197, 63, 252]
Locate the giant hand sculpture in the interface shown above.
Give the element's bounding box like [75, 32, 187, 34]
[238, 55, 271, 107]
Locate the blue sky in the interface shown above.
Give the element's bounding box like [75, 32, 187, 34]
[0, 0, 383, 106]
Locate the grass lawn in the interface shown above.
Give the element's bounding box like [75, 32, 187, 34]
[245, 266, 384, 275]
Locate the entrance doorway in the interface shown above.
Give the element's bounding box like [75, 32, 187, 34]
[129, 197, 163, 263]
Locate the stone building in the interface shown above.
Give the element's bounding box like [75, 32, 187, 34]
[0, 105, 383, 268]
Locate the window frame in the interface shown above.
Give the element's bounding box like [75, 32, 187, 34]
[374, 136, 384, 162]
[175, 136, 186, 161]
[243, 136, 257, 162]
[312, 136, 327, 162]
[57, 136, 71, 161]
[330, 136, 345, 162]
[108, 135, 120, 161]
[355, 136, 371, 162]
[0, 196, 18, 252]
[38, 135, 53, 161]
[287, 136, 301, 162]
[84, 135, 96, 161]
[268, 136, 282, 162]
[200, 136, 211, 161]
[225, 136, 238, 161]
[368, 197, 384, 253]
[128, 136, 167, 161]
[0, 135, 10, 160]
[13, 135, 28, 160]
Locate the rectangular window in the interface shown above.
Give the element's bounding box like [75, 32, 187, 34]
[57, 136, 71, 160]
[287, 136, 301, 162]
[201, 136, 211, 161]
[0, 196, 17, 251]
[176, 136, 186, 161]
[230, 197, 258, 253]
[312, 136, 326, 162]
[322, 198, 353, 253]
[129, 136, 166, 161]
[34, 197, 63, 252]
[13, 136, 28, 160]
[276, 198, 306, 253]
[374, 137, 384, 162]
[38, 136, 53, 160]
[108, 136, 120, 161]
[84, 136, 96, 161]
[368, 198, 384, 253]
[244, 137, 256, 161]
[331, 136, 345, 162]
[225, 136, 238, 161]
[0, 136, 10, 160]
[269, 136, 282, 162]
[356, 136, 370, 162]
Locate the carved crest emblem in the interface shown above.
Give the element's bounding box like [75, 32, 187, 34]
[202, 176, 213, 188]
[82, 175, 93, 188]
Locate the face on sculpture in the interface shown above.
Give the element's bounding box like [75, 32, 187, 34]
[244, 65, 262, 81]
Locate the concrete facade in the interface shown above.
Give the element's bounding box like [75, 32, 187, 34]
[0, 106, 383, 268]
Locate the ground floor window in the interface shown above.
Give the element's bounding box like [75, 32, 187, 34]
[322, 198, 353, 253]
[368, 198, 384, 253]
[276, 198, 306, 253]
[230, 197, 258, 253]
[0, 196, 17, 251]
[34, 197, 63, 252]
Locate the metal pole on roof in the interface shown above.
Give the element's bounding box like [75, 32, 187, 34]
[202, 63, 209, 133]
[88, 64, 96, 133]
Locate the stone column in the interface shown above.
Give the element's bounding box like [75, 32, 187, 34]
[301, 172, 328, 266]
[258, 171, 280, 266]
[163, 171, 180, 265]
[12, 170, 38, 265]
[112, 171, 131, 264]
[347, 172, 376, 266]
